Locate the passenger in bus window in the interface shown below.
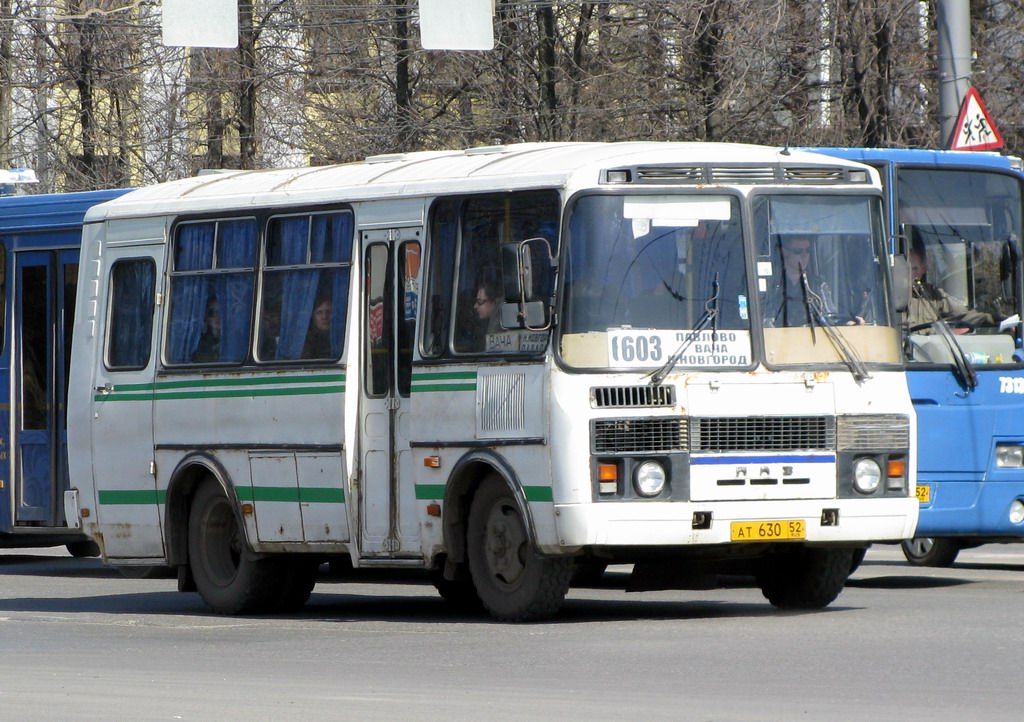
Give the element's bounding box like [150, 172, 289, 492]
[259, 304, 281, 360]
[302, 297, 333, 358]
[192, 297, 221, 362]
[908, 247, 994, 332]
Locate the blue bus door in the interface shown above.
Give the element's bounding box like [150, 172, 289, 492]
[14, 249, 77, 526]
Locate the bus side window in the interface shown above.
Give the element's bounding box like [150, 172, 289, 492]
[166, 219, 257, 365]
[262, 211, 351, 363]
[0, 244, 5, 356]
[422, 201, 458, 358]
[106, 259, 156, 370]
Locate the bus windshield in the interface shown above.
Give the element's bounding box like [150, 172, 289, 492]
[755, 193, 899, 368]
[898, 168, 1022, 347]
[560, 191, 900, 370]
[560, 193, 748, 369]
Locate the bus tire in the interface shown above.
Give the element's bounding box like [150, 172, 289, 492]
[430, 565, 484, 614]
[275, 556, 319, 612]
[756, 547, 852, 610]
[466, 477, 573, 622]
[188, 481, 284, 615]
[900, 537, 960, 567]
[66, 540, 100, 558]
[849, 546, 868, 574]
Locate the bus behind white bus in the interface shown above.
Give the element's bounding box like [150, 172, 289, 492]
[66, 142, 918, 621]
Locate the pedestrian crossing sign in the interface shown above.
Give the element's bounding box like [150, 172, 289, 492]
[949, 87, 1004, 151]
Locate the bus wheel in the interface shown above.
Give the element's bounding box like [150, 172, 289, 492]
[430, 567, 484, 614]
[188, 481, 284, 615]
[900, 538, 960, 567]
[756, 547, 852, 610]
[275, 556, 319, 612]
[65, 540, 100, 558]
[849, 546, 868, 574]
[466, 478, 573, 622]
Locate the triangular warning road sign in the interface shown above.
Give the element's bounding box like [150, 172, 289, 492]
[949, 87, 1004, 151]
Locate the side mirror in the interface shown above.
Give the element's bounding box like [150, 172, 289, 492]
[500, 238, 556, 330]
[892, 254, 910, 313]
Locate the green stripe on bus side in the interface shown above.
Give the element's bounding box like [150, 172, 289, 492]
[411, 383, 476, 393]
[236, 486, 345, 503]
[97, 384, 345, 402]
[411, 370, 477, 393]
[415, 484, 552, 503]
[415, 484, 447, 499]
[101, 385, 346, 403]
[524, 486, 554, 502]
[110, 374, 345, 392]
[98, 489, 167, 505]
[411, 371, 476, 381]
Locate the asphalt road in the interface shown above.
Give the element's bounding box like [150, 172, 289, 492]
[1, 544, 1022, 721]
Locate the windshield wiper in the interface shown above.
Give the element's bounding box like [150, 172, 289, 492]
[799, 269, 871, 383]
[648, 273, 719, 386]
[912, 284, 977, 393]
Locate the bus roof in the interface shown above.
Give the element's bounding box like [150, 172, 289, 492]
[0, 188, 130, 233]
[808, 147, 1024, 172]
[85, 142, 879, 222]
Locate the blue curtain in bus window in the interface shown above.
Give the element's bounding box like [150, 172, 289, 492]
[167, 223, 214, 363]
[274, 217, 317, 360]
[311, 213, 352, 357]
[108, 260, 155, 368]
[215, 219, 256, 362]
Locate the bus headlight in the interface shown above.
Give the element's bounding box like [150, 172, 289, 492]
[996, 444, 1024, 468]
[634, 461, 666, 497]
[1010, 500, 1024, 525]
[853, 458, 882, 494]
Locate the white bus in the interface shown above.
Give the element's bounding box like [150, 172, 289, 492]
[66, 142, 918, 621]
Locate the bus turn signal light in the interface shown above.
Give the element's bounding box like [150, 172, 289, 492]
[598, 463, 618, 495]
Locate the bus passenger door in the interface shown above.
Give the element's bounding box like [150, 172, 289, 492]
[12, 250, 76, 526]
[86, 250, 164, 558]
[358, 231, 421, 557]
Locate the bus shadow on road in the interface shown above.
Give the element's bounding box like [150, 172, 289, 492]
[0, 591, 203, 616]
[845, 575, 972, 590]
[0, 555, 122, 580]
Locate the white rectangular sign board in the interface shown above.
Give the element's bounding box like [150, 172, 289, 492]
[163, 0, 239, 48]
[419, 0, 494, 51]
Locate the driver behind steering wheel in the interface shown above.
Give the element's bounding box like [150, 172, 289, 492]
[763, 234, 865, 328]
[908, 247, 995, 334]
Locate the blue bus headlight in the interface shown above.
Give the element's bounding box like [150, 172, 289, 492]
[995, 444, 1024, 468]
[1010, 500, 1024, 525]
[853, 458, 882, 494]
[635, 461, 667, 497]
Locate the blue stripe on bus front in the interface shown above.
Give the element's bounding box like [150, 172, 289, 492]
[690, 454, 836, 465]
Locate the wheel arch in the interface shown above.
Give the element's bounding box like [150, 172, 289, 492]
[440, 449, 537, 569]
[164, 452, 236, 567]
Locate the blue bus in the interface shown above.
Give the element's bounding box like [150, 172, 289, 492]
[0, 189, 128, 553]
[815, 148, 1024, 566]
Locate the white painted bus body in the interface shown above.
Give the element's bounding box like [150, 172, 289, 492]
[66, 142, 918, 617]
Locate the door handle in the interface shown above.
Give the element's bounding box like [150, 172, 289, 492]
[95, 383, 113, 394]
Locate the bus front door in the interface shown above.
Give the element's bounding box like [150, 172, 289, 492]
[358, 232, 421, 557]
[13, 249, 76, 527]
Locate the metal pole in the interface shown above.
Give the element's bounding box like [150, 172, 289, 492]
[936, 0, 972, 146]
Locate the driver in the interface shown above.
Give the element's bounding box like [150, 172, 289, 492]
[908, 248, 994, 333]
[764, 235, 864, 327]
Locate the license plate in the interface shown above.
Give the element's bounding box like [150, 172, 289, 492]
[915, 484, 931, 503]
[730, 519, 806, 542]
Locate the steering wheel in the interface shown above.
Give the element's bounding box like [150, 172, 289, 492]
[907, 321, 972, 334]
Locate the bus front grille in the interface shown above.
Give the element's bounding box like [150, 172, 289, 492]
[690, 416, 836, 452]
[592, 385, 675, 408]
[592, 418, 688, 453]
[837, 414, 910, 451]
